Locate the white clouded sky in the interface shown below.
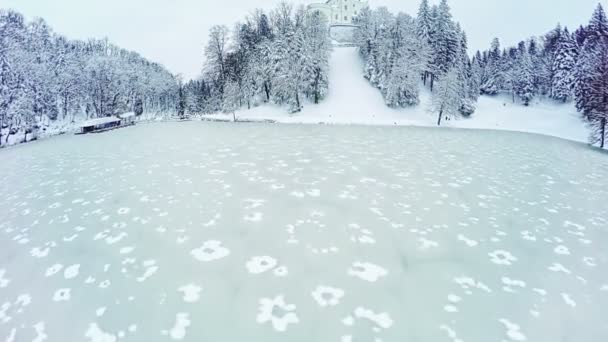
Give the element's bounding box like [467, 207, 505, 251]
[1, 0, 602, 79]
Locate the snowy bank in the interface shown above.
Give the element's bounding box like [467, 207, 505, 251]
[202, 47, 589, 144]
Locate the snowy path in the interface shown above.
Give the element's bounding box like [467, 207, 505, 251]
[1, 122, 607, 342]
[206, 47, 590, 144]
[308, 47, 401, 122]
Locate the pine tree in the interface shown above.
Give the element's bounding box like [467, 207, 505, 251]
[574, 4, 608, 148]
[303, 10, 331, 104]
[428, 0, 458, 91]
[515, 49, 535, 106]
[551, 29, 578, 102]
[481, 38, 502, 95]
[416, 0, 433, 85]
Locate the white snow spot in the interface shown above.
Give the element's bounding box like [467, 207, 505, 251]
[117, 208, 131, 215]
[0, 269, 10, 288]
[348, 262, 388, 282]
[64, 264, 80, 279]
[418, 237, 439, 249]
[548, 263, 571, 274]
[190, 240, 230, 262]
[454, 276, 492, 293]
[246, 256, 278, 274]
[273, 265, 289, 277]
[136, 265, 159, 283]
[161, 313, 191, 340]
[30, 246, 50, 258]
[244, 212, 263, 222]
[488, 250, 517, 266]
[554, 245, 571, 255]
[85, 323, 117, 342]
[256, 295, 299, 332]
[440, 324, 463, 342]
[457, 234, 479, 247]
[177, 284, 202, 303]
[32, 322, 48, 342]
[499, 318, 527, 341]
[15, 294, 32, 307]
[119, 246, 135, 254]
[561, 293, 577, 307]
[96, 307, 106, 317]
[444, 305, 459, 313]
[311, 285, 345, 307]
[447, 294, 462, 303]
[52, 288, 71, 302]
[502, 277, 527, 293]
[306, 189, 321, 197]
[352, 307, 393, 329]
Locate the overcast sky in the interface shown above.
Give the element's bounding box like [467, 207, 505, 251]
[1, 0, 603, 79]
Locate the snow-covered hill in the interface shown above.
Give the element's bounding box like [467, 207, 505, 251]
[206, 47, 589, 143]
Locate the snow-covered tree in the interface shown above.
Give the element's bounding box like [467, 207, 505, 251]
[515, 48, 536, 106]
[480, 38, 502, 95]
[551, 29, 578, 102]
[574, 3, 608, 148]
[430, 69, 461, 126]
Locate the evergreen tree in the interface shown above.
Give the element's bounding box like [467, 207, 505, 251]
[416, 0, 433, 84]
[515, 48, 535, 106]
[551, 29, 578, 102]
[428, 0, 458, 91]
[481, 38, 502, 95]
[574, 4, 608, 147]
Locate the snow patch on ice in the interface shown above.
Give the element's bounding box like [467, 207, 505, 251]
[256, 295, 299, 332]
[190, 240, 230, 262]
[177, 284, 202, 303]
[347, 262, 388, 282]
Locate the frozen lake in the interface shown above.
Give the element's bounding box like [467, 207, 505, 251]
[1, 122, 607, 342]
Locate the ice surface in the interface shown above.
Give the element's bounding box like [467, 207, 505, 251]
[0, 122, 607, 341]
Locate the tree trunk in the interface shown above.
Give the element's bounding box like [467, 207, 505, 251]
[430, 74, 434, 92]
[264, 83, 270, 102]
[437, 107, 443, 126]
[601, 117, 606, 149]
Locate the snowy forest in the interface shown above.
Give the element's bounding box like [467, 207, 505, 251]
[1, 1, 608, 148]
[354, 0, 608, 146]
[0, 10, 178, 146]
[183, 3, 332, 115]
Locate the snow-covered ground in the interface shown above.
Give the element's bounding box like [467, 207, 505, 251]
[205, 47, 589, 143]
[1, 122, 607, 341]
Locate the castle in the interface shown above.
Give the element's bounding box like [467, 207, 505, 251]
[308, 0, 368, 26]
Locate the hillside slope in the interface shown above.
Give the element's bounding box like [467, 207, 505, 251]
[209, 47, 589, 143]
